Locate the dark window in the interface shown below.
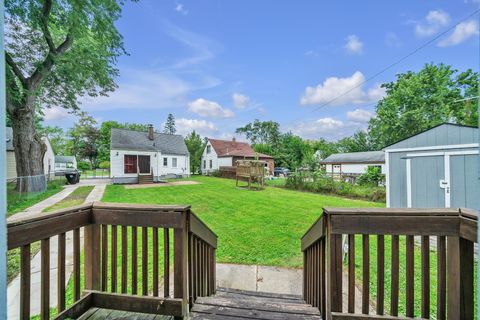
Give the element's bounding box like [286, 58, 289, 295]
[206, 145, 211, 154]
[209, 159, 212, 169]
[163, 157, 168, 167]
[124, 155, 137, 174]
[203, 160, 206, 169]
[172, 158, 177, 168]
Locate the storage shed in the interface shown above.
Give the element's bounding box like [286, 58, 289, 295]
[384, 123, 479, 209]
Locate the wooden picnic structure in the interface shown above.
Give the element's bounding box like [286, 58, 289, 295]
[235, 159, 265, 190]
[7, 203, 477, 319]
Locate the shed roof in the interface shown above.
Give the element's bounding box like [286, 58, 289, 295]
[384, 123, 478, 150]
[111, 128, 189, 155]
[208, 138, 273, 158]
[321, 151, 385, 164]
[55, 156, 76, 163]
[6, 127, 14, 151]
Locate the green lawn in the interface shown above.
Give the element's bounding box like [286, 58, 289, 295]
[7, 180, 65, 217]
[103, 175, 384, 268]
[43, 186, 94, 212]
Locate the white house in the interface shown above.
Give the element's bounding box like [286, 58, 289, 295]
[320, 151, 385, 175]
[110, 125, 190, 184]
[201, 138, 274, 175]
[54, 156, 77, 171]
[6, 127, 55, 181]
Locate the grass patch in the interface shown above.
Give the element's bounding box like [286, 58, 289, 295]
[103, 176, 383, 267]
[43, 186, 94, 212]
[7, 180, 65, 217]
[264, 178, 287, 187]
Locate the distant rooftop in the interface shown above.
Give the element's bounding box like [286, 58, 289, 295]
[321, 151, 385, 164]
[208, 138, 273, 158]
[111, 128, 189, 155]
[55, 155, 76, 163]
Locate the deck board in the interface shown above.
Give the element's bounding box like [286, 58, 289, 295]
[84, 308, 174, 320]
[191, 288, 321, 320]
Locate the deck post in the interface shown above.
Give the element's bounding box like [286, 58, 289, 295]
[84, 223, 101, 290]
[174, 209, 190, 318]
[447, 236, 474, 319]
[326, 214, 342, 318]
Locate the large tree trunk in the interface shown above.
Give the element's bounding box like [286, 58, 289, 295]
[10, 97, 47, 193]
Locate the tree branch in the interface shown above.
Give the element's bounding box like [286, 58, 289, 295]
[40, 0, 56, 52]
[5, 52, 28, 87]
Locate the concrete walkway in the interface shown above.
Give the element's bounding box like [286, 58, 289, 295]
[7, 182, 107, 319]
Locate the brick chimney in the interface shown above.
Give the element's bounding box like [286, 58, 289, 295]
[232, 137, 236, 147]
[148, 124, 154, 140]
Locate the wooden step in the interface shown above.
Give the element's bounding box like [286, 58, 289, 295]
[191, 288, 321, 320]
[138, 174, 154, 184]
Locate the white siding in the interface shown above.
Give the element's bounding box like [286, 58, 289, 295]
[201, 141, 221, 174]
[111, 149, 190, 181]
[6, 151, 16, 180]
[42, 137, 55, 178]
[218, 157, 233, 167]
[325, 163, 385, 175]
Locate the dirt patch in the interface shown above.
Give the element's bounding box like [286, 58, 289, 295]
[124, 180, 200, 189]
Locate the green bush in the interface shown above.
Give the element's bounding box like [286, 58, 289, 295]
[357, 166, 384, 186]
[285, 171, 385, 202]
[99, 161, 110, 169]
[77, 161, 90, 171]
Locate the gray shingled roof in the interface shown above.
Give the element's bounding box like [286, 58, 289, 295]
[55, 156, 76, 163]
[6, 127, 14, 151]
[110, 128, 189, 155]
[321, 151, 385, 164]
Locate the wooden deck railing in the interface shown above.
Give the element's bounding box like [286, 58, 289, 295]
[301, 207, 477, 320]
[7, 202, 217, 320]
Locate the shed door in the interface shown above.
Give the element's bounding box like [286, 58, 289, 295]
[409, 156, 445, 208]
[449, 153, 480, 209]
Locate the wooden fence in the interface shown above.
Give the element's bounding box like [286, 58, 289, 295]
[302, 207, 477, 320]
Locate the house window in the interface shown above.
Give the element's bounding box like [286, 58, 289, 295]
[203, 160, 206, 169]
[206, 145, 211, 154]
[124, 155, 137, 174]
[209, 159, 212, 169]
[172, 158, 177, 168]
[163, 157, 168, 167]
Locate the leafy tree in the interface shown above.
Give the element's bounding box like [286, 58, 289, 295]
[40, 126, 68, 155]
[368, 63, 479, 149]
[164, 113, 177, 134]
[5, 0, 128, 191]
[236, 119, 281, 145]
[67, 112, 100, 168]
[185, 130, 205, 174]
[336, 131, 373, 153]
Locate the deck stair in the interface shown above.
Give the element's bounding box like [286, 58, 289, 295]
[190, 288, 321, 319]
[138, 173, 154, 184]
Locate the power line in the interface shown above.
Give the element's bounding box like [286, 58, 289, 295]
[282, 7, 480, 129]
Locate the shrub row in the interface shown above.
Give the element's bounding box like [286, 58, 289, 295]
[285, 171, 386, 203]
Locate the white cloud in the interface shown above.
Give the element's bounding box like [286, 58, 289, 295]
[82, 68, 220, 111]
[289, 117, 369, 140]
[385, 32, 402, 48]
[175, 3, 188, 15]
[438, 20, 479, 46]
[415, 10, 450, 37]
[43, 107, 72, 121]
[345, 35, 363, 54]
[300, 71, 385, 106]
[188, 98, 234, 118]
[175, 118, 217, 136]
[347, 109, 374, 123]
[232, 93, 250, 109]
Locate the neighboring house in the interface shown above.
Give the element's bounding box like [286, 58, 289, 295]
[54, 156, 77, 171]
[201, 138, 274, 175]
[321, 151, 385, 175]
[6, 127, 55, 181]
[384, 123, 479, 209]
[110, 125, 190, 184]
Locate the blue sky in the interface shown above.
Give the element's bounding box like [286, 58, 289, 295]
[44, 0, 480, 141]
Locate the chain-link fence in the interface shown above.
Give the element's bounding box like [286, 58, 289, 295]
[80, 168, 110, 179]
[7, 173, 64, 201]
